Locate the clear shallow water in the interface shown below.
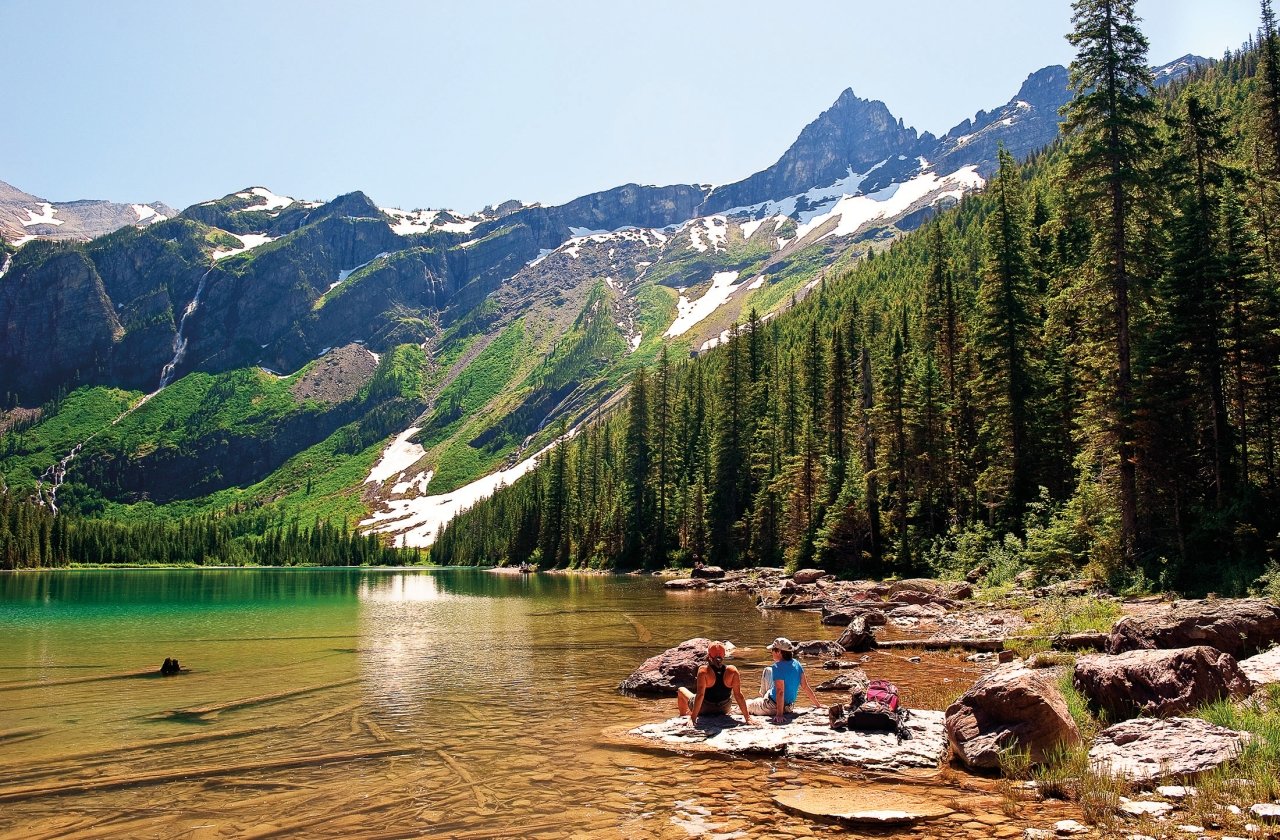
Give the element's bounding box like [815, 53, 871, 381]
[1, 567, 878, 838]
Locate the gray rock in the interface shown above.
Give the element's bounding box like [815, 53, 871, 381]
[815, 669, 868, 693]
[616, 707, 948, 770]
[1239, 645, 1280, 687]
[1250, 803, 1280, 821]
[663, 577, 706, 590]
[792, 568, 829, 584]
[821, 604, 888, 626]
[1053, 819, 1089, 835]
[1073, 646, 1251, 720]
[837, 615, 877, 652]
[690, 565, 725, 579]
[1108, 598, 1280, 658]
[1089, 717, 1250, 782]
[1119, 800, 1172, 817]
[794, 640, 846, 659]
[945, 666, 1080, 769]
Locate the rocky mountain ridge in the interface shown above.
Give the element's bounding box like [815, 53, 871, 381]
[0, 55, 1208, 538]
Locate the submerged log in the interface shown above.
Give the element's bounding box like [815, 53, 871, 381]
[0, 668, 161, 692]
[159, 677, 361, 719]
[0, 745, 416, 803]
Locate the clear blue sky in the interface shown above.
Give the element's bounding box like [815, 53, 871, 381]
[0, 0, 1260, 213]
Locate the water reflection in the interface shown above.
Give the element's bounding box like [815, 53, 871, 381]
[0, 567, 845, 838]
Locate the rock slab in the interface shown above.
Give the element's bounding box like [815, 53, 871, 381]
[1108, 598, 1280, 658]
[615, 708, 949, 770]
[1088, 716, 1250, 782]
[772, 786, 952, 825]
[945, 666, 1081, 769]
[1239, 645, 1280, 687]
[1073, 645, 1251, 720]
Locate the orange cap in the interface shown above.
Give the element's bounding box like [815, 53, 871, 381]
[707, 642, 726, 658]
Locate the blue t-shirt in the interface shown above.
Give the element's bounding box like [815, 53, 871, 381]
[767, 658, 803, 705]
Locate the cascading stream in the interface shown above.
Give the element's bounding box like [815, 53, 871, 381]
[159, 267, 214, 389]
[37, 268, 215, 513]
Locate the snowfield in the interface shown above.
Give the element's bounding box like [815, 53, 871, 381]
[235, 187, 293, 213]
[792, 166, 984, 242]
[365, 427, 427, 485]
[21, 203, 63, 227]
[664, 270, 742, 338]
[361, 430, 577, 546]
[131, 204, 166, 224]
[211, 233, 275, 261]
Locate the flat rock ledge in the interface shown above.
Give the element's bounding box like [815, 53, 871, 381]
[772, 786, 953, 826]
[607, 708, 948, 771]
[1088, 716, 1251, 783]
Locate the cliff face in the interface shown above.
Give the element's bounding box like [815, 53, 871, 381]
[0, 245, 121, 397]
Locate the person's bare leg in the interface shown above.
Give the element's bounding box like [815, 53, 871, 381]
[677, 686, 693, 716]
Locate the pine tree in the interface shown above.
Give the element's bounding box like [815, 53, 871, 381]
[1062, 0, 1157, 563]
[973, 147, 1038, 525]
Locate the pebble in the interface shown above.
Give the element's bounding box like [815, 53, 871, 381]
[1023, 829, 1052, 840]
[908, 656, 922, 663]
[1174, 826, 1204, 833]
[1055, 819, 1089, 835]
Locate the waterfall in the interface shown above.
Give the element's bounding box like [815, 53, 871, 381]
[36, 268, 216, 515]
[158, 268, 213, 389]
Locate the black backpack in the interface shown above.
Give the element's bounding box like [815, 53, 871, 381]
[829, 679, 911, 741]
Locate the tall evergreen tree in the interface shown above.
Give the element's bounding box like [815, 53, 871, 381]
[1062, 0, 1157, 563]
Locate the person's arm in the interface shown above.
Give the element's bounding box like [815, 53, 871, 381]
[773, 677, 786, 723]
[728, 667, 753, 724]
[690, 670, 708, 724]
[801, 668, 822, 708]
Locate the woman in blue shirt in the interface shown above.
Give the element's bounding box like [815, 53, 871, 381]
[747, 637, 823, 724]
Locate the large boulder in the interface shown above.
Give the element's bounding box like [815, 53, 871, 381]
[792, 568, 829, 584]
[945, 667, 1081, 769]
[690, 565, 725, 580]
[838, 615, 877, 652]
[1089, 717, 1251, 783]
[1240, 645, 1280, 688]
[617, 638, 725, 697]
[1073, 646, 1251, 720]
[1107, 598, 1280, 658]
[663, 578, 706, 590]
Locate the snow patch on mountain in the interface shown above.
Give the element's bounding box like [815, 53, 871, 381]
[365, 427, 426, 485]
[794, 166, 984, 241]
[665, 270, 742, 338]
[383, 208, 441, 235]
[211, 232, 275, 261]
[131, 204, 166, 224]
[688, 216, 728, 253]
[21, 203, 63, 227]
[235, 187, 293, 213]
[330, 252, 391, 290]
[362, 429, 577, 546]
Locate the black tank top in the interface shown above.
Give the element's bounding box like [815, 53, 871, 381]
[706, 663, 731, 704]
